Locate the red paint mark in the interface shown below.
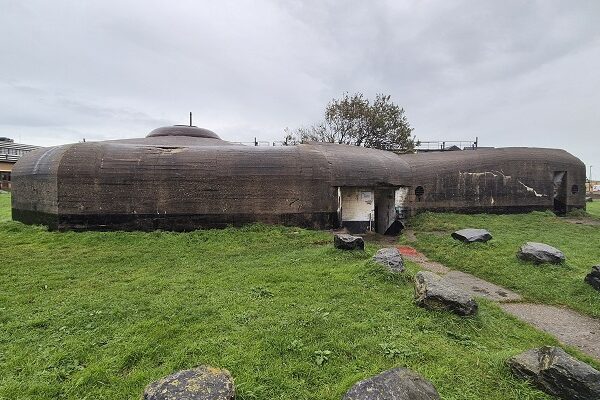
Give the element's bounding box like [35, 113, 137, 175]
[397, 245, 419, 256]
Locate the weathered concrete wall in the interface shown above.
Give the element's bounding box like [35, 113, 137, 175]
[11, 129, 414, 231]
[313, 142, 412, 188]
[403, 148, 586, 215]
[52, 139, 340, 230]
[11, 146, 74, 228]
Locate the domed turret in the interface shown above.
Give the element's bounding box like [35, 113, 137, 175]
[147, 125, 220, 139]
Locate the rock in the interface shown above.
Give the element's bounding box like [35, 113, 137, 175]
[584, 265, 600, 291]
[142, 365, 235, 400]
[372, 247, 404, 272]
[517, 242, 565, 264]
[343, 367, 440, 400]
[334, 234, 365, 251]
[586, 196, 593, 203]
[451, 228, 492, 243]
[414, 271, 478, 316]
[508, 346, 600, 400]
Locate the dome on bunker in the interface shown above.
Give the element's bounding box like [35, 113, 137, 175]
[147, 125, 220, 139]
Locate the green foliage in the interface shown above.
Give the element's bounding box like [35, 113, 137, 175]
[285, 93, 415, 152]
[0, 193, 562, 399]
[378, 342, 416, 360]
[409, 211, 600, 318]
[250, 286, 275, 299]
[313, 350, 332, 366]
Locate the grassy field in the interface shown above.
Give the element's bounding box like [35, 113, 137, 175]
[405, 211, 600, 319]
[0, 192, 566, 400]
[587, 200, 600, 218]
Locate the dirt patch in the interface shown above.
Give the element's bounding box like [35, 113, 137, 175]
[398, 246, 450, 274]
[360, 231, 399, 246]
[403, 229, 417, 242]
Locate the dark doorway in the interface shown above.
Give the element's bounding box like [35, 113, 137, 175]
[553, 171, 567, 215]
[374, 188, 397, 234]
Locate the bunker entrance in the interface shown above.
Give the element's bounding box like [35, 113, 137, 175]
[553, 171, 567, 215]
[374, 188, 401, 235]
[338, 187, 407, 235]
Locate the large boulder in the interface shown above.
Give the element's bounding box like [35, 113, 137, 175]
[343, 367, 440, 400]
[508, 346, 600, 400]
[372, 247, 404, 272]
[334, 234, 365, 251]
[451, 228, 492, 243]
[584, 265, 600, 291]
[517, 242, 565, 264]
[142, 365, 235, 400]
[414, 271, 478, 316]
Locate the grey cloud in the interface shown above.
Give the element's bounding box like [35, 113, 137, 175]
[0, 0, 598, 173]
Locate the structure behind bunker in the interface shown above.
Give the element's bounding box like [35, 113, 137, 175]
[415, 137, 478, 152]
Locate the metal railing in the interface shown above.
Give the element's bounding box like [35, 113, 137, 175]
[231, 137, 481, 151]
[415, 138, 478, 152]
[232, 138, 290, 147]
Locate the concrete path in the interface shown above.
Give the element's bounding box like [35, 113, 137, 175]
[444, 270, 522, 302]
[500, 303, 600, 360]
[399, 246, 521, 302]
[398, 244, 600, 361]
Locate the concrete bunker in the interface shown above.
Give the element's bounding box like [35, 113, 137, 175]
[10, 125, 587, 233]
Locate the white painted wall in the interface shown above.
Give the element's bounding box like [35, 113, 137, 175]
[395, 187, 410, 220]
[395, 187, 409, 207]
[340, 187, 374, 222]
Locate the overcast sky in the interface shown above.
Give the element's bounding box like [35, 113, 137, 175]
[1, 0, 599, 176]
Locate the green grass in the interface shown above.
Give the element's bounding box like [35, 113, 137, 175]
[406, 211, 600, 319]
[0, 193, 10, 222]
[0, 192, 585, 399]
[587, 200, 600, 218]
